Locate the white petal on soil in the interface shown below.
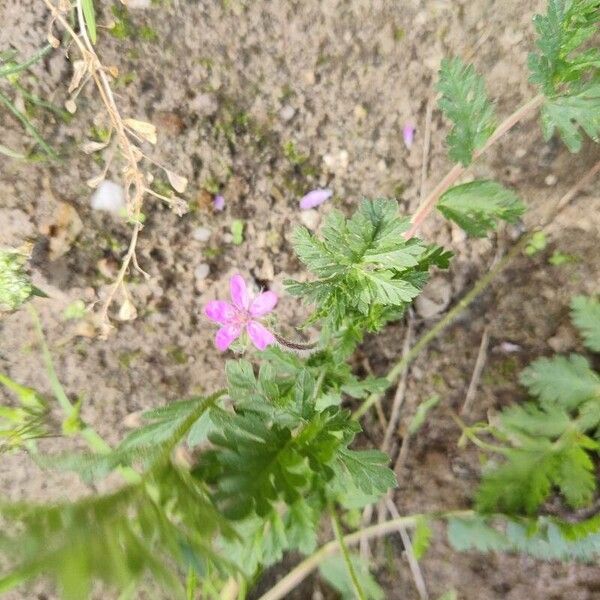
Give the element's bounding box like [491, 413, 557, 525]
[90, 180, 125, 214]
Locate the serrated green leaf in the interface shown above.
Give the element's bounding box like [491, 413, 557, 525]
[571, 295, 600, 352]
[334, 448, 397, 496]
[449, 515, 600, 562]
[437, 180, 525, 237]
[319, 553, 384, 600]
[477, 446, 557, 514]
[529, 0, 600, 95]
[437, 57, 496, 166]
[520, 354, 600, 409]
[286, 199, 450, 334]
[412, 516, 432, 560]
[541, 84, 600, 152]
[447, 516, 510, 552]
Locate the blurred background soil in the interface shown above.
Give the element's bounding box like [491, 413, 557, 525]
[1, 0, 599, 598]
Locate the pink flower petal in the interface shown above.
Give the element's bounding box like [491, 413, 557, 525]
[213, 195, 225, 211]
[247, 320, 275, 350]
[215, 323, 242, 351]
[230, 274, 249, 310]
[204, 300, 236, 325]
[299, 188, 332, 210]
[403, 123, 415, 149]
[249, 291, 278, 318]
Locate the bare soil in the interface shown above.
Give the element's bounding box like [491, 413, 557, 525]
[1, 1, 600, 599]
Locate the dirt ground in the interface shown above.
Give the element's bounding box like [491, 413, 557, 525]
[1, 0, 600, 599]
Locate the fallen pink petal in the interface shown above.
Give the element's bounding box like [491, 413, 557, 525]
[204, 274, 278, 351]
[403, 123, 415, 149]
[299, 188, 332, 210]
[213, 194, 225, 211]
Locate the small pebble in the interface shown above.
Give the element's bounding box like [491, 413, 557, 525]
[545, 174, 557, 186]
[90, 180, 125, 214]
[192, 227, 211, 242]
[300, 209, 320, 230]
[194, 263, 210, 281]
[279, 105, 296, 121]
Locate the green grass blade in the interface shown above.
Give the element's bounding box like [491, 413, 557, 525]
[0, 89, 58, 159]
[81, 0, 97, 45]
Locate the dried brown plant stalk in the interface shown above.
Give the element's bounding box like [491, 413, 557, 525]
[41, 0, 186, 336]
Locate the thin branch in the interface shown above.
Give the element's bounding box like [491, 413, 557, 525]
[385, 497, 429, 600]
[382, 313, 414, 453]
[258, 510, 473, 600]
[460, 326, 490, 415]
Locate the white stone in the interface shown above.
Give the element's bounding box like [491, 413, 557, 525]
[300, 209, 320, 231]
[192, 226, 211, 242]
[90, 180, 125, 214]
[279, 105, 296, 121]
[124, 0, 151, 8]
[194, 263, 210, 281]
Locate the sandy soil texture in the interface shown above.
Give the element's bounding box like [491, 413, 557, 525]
[1, 0, 600, 598]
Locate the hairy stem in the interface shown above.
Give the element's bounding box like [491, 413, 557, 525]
[405, 94, 544, 239]
[0, 44, 52, 77]
[331, 509, 366, 600]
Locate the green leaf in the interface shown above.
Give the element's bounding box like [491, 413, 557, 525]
[541, 84, 600, 152]
[528, 0, 600, 95]
[447, 516, 510, 552]
[0, 466, 233, 599]
[449, 515, 600, 562]
[196, 408, 358, 519]
[554, 442, 596, 507]
[81, 0, 97, 45]
[437, 57, 496, 166]
[437, 180, 525, 237]
[571, 295, 600, 352]
[412, 516, 432, 560]
[334, 448, 397, 496]
[476, 446, 557, 514]
[0, 249, 34, 311]
[408, 395, 440, 435]
[520, 354, 600, 409]
[319, 553, 384, 600]
[230, 219, 245, 245]
[286, 199, 450, 333]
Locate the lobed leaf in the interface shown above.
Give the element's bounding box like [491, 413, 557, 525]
[437, 57, 496, 166]
[437, 180, 525, 237]
[571, 295, 600, 352]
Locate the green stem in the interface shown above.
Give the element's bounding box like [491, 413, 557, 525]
[0, 44, 52, 77]
[0, 88, 58, 158]
[353, 233, 531, 419]
[330, 509, 366, 600]
[28, 306, 139, 483]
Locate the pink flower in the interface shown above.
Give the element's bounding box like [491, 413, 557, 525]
[204, 274, 278, 351]
[299, 188, 332, 210]
[403, 123, 415, 149]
